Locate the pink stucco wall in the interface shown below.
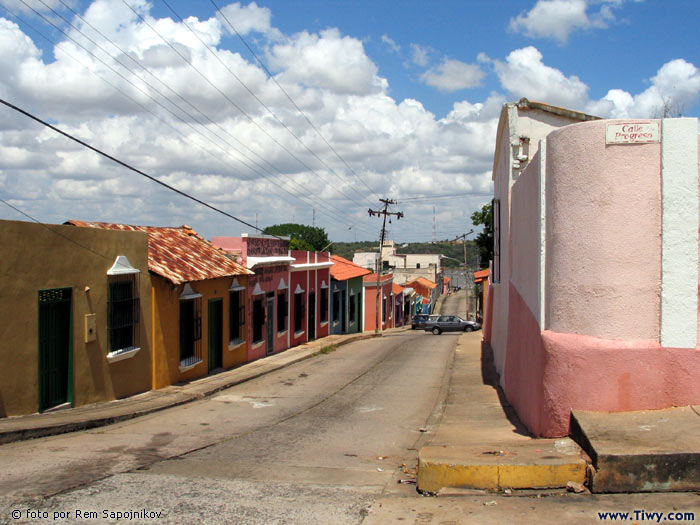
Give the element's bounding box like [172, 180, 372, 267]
[510, 150, 542, 319]
[544, 119, 661, 340]
[502, 119, 700, 437]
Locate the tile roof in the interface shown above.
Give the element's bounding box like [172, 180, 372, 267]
[67, 220, 252, 285]
[392, 283, 405, 295]
[362, 272, 393, 284]
[474, 268, 490, 283]
[408, 277, 437, 289]
[330, 255, 371, 281]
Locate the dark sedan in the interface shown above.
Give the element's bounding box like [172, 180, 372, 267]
[424, 315, 481, 335]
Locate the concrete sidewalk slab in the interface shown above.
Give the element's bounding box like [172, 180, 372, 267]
[417, 333, 587, 493]
[0, 331, 387, 445]
[571, 407, 700, 493]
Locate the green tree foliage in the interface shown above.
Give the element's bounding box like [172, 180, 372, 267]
[471, 203, 493, 269]
[263, 223, 331, 252]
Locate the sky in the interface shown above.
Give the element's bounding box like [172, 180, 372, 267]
[0, 0, 699, 243]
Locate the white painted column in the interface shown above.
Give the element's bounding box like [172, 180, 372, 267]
[538, 138, 547, 329]
[660, 118, 699, 348]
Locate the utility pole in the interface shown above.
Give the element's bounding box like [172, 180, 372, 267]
[369, 198, 404, 334]
[452, 230, 474, 319]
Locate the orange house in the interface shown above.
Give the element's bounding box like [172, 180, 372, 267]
[362, 273, 394, 332]
[68, 221, 253, 389]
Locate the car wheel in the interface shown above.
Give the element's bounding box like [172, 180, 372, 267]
[464, 326, 473, 332]
[432, 327, 441, 335]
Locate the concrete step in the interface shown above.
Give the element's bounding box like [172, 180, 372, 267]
[417, 438, 587, 493]
[570, 406, 700, 493]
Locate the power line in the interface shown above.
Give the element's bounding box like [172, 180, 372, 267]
[5, 2, 374, 237]
[164, 0, 376, 206]
[0, 197, 112, 260]
[121, 0, 372, 211]
[399, 191, 492, 201]
[210, 0, 381, 200]
[0, 97, 277, 237]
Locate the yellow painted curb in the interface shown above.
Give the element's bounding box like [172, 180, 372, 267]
[418, 446, 587, 493]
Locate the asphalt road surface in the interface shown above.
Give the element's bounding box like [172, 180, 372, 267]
[0, 305, 458, 524]
[2, 291, 697, 524]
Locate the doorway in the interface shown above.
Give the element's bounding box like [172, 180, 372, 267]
[266, 295, 275, 355]
[38, 288, 72, 412]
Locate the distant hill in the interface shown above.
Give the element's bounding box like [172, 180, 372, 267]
[330, 241, 480, 269]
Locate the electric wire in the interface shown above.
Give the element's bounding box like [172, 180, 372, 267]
[163, 0, 376, 207]
[209, 0, 381, 201]
[0, 197, 113, 260]
[121, 0, 373, 211]
[36, 0, 370, 234]
[0, 97, 278, 237]
[6, 3, 374, 236]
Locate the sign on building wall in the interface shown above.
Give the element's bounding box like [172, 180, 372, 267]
[247, 237, 288, 256]
[606, 122, 660, 144]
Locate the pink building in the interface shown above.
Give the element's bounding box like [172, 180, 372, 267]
[289, 250, 333, 346]
[487, 99, 700, 437]
[212, 234, 294, 361]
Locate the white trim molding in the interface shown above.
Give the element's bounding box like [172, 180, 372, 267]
[660, 118, 699, 348]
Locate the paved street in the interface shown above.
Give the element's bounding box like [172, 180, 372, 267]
[0, 321, 455, 524]
[1, 292, 699, 524]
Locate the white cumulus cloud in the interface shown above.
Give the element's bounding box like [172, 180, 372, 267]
[420, 58, 485, 93]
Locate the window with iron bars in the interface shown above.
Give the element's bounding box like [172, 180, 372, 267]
[320, 288, 328, 323]
[108, 274, 140, 353]
[277, 291, 288, 333]
[229, 290, 245, 344]
[180, 296, 202, 366]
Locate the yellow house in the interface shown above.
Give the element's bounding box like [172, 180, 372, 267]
[68, 221, 253, 389]
[0, 219, 152, 417]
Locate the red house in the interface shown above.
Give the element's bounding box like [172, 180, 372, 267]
[289, 250, 333, 346]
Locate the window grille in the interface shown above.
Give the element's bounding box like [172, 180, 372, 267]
[180, 296, 202, 366]
[320, 288, 328, 323]
[253, 298, 264, 343]
[277, 291, 288, 332]
[108, 273, 140, 353]
[229, 290, 245, 343]
[294, 292, 304, 332]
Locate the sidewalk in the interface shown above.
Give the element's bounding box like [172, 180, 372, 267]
[417, 333, 588, 494]
[0, 330, 392, 445]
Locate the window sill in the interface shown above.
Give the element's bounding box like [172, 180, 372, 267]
[251, 340, 265, 350]
[277, 329, 288, 336]
[228, 339, 246, 352]
[106, 346, 141, 363]
[332, 321, 339, 326]
[320, 321, 328, 327]
[179, 357, 202, 373]
[294, 330, 305, 338]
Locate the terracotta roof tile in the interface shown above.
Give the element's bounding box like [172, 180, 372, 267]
[330, 255, 371, 281]
[67, 220, 252, 285]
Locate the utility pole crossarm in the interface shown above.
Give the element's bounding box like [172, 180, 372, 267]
[368, 198, 404, 334]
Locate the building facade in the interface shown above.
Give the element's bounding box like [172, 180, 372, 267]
[487, 107, 700, 437]
[0, 219, 153, 417]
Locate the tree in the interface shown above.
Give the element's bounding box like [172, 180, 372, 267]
[471, 203, 493, 269]
[263, 223, 331, 252]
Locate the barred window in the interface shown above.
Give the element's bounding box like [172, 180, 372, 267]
[106, 256, 140, 356]
[277, 291, 288, 333]
[294, 290, 305, 333]
[320, 287, 328, 323]
[180, 284, 202, 367]
[253, 298, 265, 343]
[229, 290, 245, 343]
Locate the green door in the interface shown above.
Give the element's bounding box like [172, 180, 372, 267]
[38, 288, 72, 412]
[208, 299, 223, 371]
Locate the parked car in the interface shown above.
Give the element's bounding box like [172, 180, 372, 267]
[424, 315, 481, 335]
[411, 313, 438, 330]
